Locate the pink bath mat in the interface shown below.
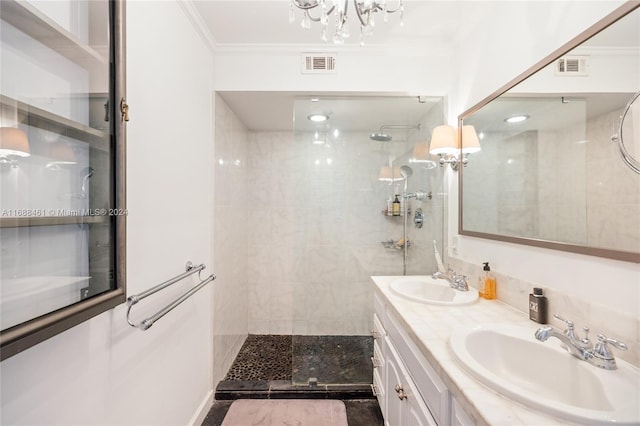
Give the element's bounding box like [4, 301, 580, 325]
[221, 399, 348, 426]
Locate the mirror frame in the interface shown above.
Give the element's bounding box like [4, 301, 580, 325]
[458, 1, 640, 263]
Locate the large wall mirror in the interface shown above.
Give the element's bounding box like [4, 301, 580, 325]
[459, 2, 640, 263]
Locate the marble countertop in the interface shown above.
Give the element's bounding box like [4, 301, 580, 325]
[371, 275, 575, 426]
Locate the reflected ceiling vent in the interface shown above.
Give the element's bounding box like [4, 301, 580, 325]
[301, 53, 336, 74]
[555, 55, 589, 76]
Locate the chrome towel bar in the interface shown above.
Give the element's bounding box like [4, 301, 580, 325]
[126, 261, 216, 331]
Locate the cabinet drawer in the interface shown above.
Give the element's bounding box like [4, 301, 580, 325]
[372, 313, 386, 340]
[373, 366, 386, 417]
[387, 310, 449, 425]
[373, 338, 385, 368]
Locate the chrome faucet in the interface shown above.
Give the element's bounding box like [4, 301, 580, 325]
[432, 270, 469, 292]
[535, 314, 628, 370]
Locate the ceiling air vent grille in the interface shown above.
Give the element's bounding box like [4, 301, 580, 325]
[301, 53, 336, 74]
[555, 56, 589, 76]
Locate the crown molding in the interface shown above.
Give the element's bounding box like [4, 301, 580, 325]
[212, 42, 448, 58]
[178, 0, 217, 53]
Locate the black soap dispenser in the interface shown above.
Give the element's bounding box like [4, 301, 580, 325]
[529, 288, 548, 324]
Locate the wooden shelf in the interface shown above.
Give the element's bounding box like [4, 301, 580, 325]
[0, 0, 107, 71]
[0, 215, 108, 228]
[1, 95, 109, 149]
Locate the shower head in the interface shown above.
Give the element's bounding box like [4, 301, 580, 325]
[370, 132, 392, 142]
[400, 165, 413, 179]
[370, 124, 420, 142]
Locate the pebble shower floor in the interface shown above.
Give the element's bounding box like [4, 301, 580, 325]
[224, 335, 374, 384]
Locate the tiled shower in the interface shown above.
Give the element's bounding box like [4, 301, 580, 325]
[212, 94, 446, 388]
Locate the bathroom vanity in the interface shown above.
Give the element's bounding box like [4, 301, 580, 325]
[370, 276, 640, 425]
[372, 281, 475, 426]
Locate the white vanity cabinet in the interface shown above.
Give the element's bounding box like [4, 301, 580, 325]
[373, 291, 475, 426]
[385, 336, 438, 425]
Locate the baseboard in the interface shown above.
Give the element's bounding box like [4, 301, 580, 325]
[189, 389, 214, 426]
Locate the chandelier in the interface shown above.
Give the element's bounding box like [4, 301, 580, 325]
[289, 0, 404, 45]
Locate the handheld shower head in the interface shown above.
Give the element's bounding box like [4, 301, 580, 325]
[400, 165, 413, 179]
[81, 167, 95, 197]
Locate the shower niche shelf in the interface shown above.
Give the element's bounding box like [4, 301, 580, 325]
[381, 208, 411, 217]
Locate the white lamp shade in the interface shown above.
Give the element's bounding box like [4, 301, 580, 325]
[47, 142, 77, 165]
[429, 125, 457, 155]
[0, 127, 30, 157]
[411, 142, 430, 160]
[461, 125, 481, 154]
[378, 166, 403, 182]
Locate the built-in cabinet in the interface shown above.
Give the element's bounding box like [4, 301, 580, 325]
[373, 291, 475, 426]
[0, 0, 126, 360]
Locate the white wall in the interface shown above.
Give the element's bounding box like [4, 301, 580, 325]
[0, 2, 216, 424]
[214, 48, 453, 96]
[212, 94, 249, 385]
[451, 0, 639, 316]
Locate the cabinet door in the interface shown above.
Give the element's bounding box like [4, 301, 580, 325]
[386, 338, 438, 426]
[0, 0, 126, 360]
[385, 341, 403, 426]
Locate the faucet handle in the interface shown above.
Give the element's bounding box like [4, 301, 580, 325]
[592, 334, 628, 370]
[553, 314, 574, 328]
[596, 334, 628, 352]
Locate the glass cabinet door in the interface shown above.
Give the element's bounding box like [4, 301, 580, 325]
[0, 0, 126, 359]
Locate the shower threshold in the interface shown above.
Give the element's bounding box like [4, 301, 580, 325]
[215, 335, 374, 400]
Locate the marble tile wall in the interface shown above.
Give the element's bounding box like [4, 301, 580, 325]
[246, 130, 443, 336]
[213, 94, 249, 385]
[586, 107, 640, 253]
[449, 256, 640, 367]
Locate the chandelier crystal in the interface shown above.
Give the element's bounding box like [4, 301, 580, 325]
[289, 0, 404, 45]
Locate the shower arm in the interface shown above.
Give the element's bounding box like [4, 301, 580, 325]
[379, 124, 421, 133]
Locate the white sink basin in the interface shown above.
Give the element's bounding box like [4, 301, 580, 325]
[389, 275, 478, 306]
[450, 324, 640, 425]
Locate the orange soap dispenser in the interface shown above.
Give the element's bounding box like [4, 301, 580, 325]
[481, 262, 496, 300]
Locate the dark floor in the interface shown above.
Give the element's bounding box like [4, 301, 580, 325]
[201, 399, 384, 426]
[223, 334, 373, 385]
[208, 334, 382, 424]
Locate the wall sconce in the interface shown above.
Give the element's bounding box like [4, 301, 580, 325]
[428, 125, 480, 171]
[0, 127, 30, 167]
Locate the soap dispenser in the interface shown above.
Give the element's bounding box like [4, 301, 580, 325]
[392, 195, 401, 216]
[481, 262, 496, 300]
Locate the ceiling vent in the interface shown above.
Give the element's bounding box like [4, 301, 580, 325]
[301, 53, 336, 74]
[555, 55, 589, 76]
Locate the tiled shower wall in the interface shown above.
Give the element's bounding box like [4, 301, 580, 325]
[213, 94, 249, 385]
[245, 130, 442, 336]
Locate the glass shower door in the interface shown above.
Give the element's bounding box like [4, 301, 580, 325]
[290, 96, 445, 386]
